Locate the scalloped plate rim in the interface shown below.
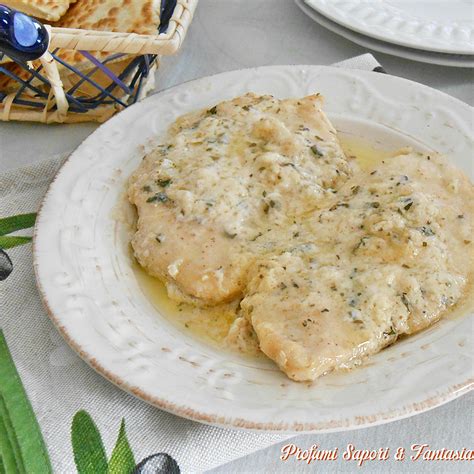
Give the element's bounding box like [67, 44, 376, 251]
[296, 0, 474, 68]
[34, 65, 474, 432]
[305, 0, 474, 55]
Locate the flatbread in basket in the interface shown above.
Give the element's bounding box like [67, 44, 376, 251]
[2, 0, 76, 22]
[0, 0, 161, 93]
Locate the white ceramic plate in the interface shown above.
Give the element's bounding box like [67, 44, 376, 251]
[305, 0, 474, 55]
[297, 0, 474, 67]
[34, 66, 473, 432]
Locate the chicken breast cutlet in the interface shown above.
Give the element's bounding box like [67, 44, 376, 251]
[128, 93, 351, 305]
[241, 151, 473, 381]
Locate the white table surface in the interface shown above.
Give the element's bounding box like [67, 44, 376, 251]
[0, 1, 472, 472]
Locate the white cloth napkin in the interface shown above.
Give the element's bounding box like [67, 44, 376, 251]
[333, 53, 386, 73]
[0, 54, 384, 474]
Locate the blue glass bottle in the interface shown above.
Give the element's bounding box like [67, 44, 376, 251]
[0, 4, 49, 62]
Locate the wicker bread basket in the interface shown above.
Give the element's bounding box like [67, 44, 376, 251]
[0, 0, 198, 123]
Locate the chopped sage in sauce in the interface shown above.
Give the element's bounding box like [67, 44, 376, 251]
[147, 192, 169, 203]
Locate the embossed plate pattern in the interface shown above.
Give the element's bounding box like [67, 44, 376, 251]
[297, 0, 474, 68]
[305, 0, 474, 55]
[34, 66, 473, 432]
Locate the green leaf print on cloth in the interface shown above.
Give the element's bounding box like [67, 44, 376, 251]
[107, 419, 136, 474]
[0, 330, 52, 473]
[71, 411, 180, 474]
[71, 411, 109, 474]
[0, 213, 36, 236]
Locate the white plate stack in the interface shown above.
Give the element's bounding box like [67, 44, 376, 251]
[297, 0, 474, 67]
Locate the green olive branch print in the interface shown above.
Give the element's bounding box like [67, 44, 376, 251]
[0, 212, 180, 474]
[71, 411, 180, 474]
[0, 213, 37, 281]
[71, 412, 136, 474]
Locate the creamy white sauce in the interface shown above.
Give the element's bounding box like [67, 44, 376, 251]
[131, 138, 473, 370]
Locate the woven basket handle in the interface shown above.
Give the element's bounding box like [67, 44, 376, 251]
[159, 0, 178, 34]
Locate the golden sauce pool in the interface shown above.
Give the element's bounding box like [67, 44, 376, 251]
[340, 135, 397, 170]
[133, 261, 240, 349]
